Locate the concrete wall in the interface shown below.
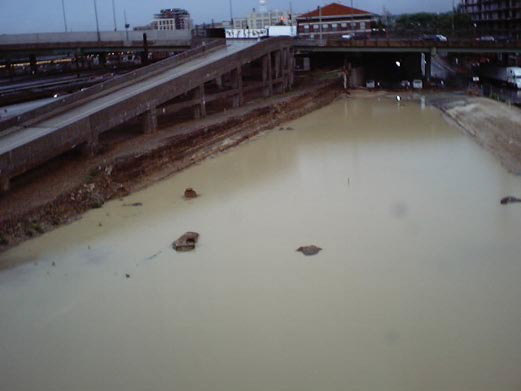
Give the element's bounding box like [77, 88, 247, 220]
[0, 30, 191, 45]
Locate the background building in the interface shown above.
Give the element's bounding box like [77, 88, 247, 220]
[135, 8, 193, 31]
[460, 0, 521, 38]
[232, 0, 296, 29]
[297, 2, 377, 39]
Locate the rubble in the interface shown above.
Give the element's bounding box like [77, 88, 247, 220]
[184, 188, 198, 199]
[173, 232, 200, 252]
[297, 245, 322, 256]
[501, 196, 521, 205]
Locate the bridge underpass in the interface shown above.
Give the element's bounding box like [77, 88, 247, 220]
[0, 38, 295, 192]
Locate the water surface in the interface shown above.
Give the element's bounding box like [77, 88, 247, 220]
[1, 96, 521, 391]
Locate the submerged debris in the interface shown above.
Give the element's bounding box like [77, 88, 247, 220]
[500, 196, 521, 205]
[297, 245, 322, 256]
[184, 188, 198, 199]
[123, 202, 143, 207]
[173, 232, 200, 252]
[125, 274, 131, 279]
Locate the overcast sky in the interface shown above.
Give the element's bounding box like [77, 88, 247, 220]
[0, 0, 456, 34]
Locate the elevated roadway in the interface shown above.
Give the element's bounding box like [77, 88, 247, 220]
[0, 38, 295, 191]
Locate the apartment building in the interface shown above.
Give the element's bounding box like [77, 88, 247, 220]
[460, 0, 521, 37]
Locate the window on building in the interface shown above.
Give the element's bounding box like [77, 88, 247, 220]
[360, 22, 366, 30]
[341, 23, 347, 28]
[304, 24, 310, 29]
[313, 24, 319, 29]
[332, 23, 338, 30]
[323, 24, 329, 30]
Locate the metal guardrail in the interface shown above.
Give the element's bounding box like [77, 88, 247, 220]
[298, 37, 521, 50]
[0, 39, 225, 133]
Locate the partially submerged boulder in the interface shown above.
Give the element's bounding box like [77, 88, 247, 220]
[297, 245, 322, 256]
[184, 188, 198, 199]
[501, 196, 521, 205]
[173, 232, 200, 252]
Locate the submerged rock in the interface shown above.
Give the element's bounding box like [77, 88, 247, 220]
[297, 245, 322, 256]
[123, 202, 143, 207]
[184, 188, 198, 199]
[500, 196, 521, 205]
[173, 232, 200, 252]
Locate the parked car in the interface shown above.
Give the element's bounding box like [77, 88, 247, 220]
[476, 36, 495, 42]
[421, 34, 448, 42]
[412, 80, 423, 89]
[341, 34, 354, 40]
[400, 80, 411, 89]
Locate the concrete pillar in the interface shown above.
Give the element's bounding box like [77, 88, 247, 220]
[29, 54, 37, 75]
[215, 75, 223, 89]
[142, 106, 158, 134]
[232, 65, 244, 108]
[0, 176, 10, 193]
[193, 85, 206, 119]
[80, 133, 99, 157]
[6, 59, 13, 81]
[425, 52, 432, 83]
[274, 50, 281, 79]
[288, 49, 295, 88]
[262, 52, 273, 97]
[79, 119, 98, 157]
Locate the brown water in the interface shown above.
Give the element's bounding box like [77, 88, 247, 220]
[1, 96, 521, 391]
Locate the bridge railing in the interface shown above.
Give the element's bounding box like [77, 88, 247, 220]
[299, 37, 521, 50]
[0, 39, 225, 133]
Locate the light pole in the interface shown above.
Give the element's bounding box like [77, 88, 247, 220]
[112, 0, 117, 31]
[61, 0, 68, 32]
[229, 0, 234, 27]
[93, 0, 101, 41]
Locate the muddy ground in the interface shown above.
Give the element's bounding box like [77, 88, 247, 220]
[0, 79, 342, 252]
[431, 95, 521, 175]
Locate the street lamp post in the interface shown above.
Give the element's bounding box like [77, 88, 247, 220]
[93, 0, 101, 41]
[112, 0, 118, 31]
[61, 0, 68, 32]
[229, 0, 234, 28]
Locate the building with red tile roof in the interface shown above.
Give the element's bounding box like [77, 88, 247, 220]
[297, 2, 377, 39]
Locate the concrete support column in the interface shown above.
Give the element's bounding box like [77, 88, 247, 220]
[142, 106, 158, 134]
[425, 52, 432, 83]
[274, 50, 282, 79]
[79, 119, 99, 157]
[232, 65, 244, 108]
[262, 52, 273, 97]
[0, 176, 10, 193]
[29, 54, 37, 75]
[288, 49, 295, 88]
[281, 48, 289, 92]
[193, 84, 206, 119]
[215, 75, 223, 89]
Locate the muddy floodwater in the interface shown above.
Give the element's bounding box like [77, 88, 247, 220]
[2, 96, 521, 391]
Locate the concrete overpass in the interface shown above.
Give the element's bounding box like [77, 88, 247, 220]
[295, 38, 521, 54]
[0, 31, 193, 59]
[0, 38, 295, 191]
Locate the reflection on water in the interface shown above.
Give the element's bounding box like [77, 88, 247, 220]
[1, 96, 521, 391]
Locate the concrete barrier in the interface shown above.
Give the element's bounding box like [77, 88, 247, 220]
[0, 30, 191, 45]
[0, 39, 225, 133]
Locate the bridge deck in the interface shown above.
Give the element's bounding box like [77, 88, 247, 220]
[0, 41, 255, 155]
[0, 38, 295, 190]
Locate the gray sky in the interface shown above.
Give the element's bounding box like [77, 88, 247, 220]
[0, 0, 456, 34]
